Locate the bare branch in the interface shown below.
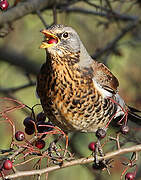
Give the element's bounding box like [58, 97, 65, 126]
[92, 20, 139, 59]
[53, 5, 57, 25]
[60, 7, 138, 21]
[0, 81, 36, 93]
[36, 10, 49, 28]
[0, 47, 40, 75]
[4, 144, 141, 179]
[0, 0, 56, 26]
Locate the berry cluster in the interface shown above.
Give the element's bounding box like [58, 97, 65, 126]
[14, 112, 54, 150]
[0, 0, 9, 10]
[23, 112, 54, 135]
[87, 128, 136, 179]
[12, 112, 56, 158]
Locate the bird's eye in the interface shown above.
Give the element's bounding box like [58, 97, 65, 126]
[62, 32, 69, 38]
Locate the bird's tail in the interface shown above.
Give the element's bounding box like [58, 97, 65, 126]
[127, 105, 141, 125]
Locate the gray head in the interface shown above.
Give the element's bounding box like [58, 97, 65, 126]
[40, 25, 81, 55]
[40, 24, 93, 66]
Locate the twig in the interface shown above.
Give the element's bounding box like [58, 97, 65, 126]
[60, 7, 138, 21]
[53, 5, 57, 25]
[36, 10, 49, 28]
[0, 47, 40, 75]
[0, 0, 56, 26]
[92, 20, 139, 59]
[105, 0, 113, 11]
[0, 0, 80, 28]
[4, 144, 141, 179]
[0, 82, 36, 93]
[9, 136, 38, 160]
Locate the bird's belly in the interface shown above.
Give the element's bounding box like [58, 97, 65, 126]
[41, 82, 116, 132]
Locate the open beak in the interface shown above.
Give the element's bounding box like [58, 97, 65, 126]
[40, 29, 60, 49]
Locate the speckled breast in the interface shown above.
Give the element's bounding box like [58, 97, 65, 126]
[37, 62, 117, 132]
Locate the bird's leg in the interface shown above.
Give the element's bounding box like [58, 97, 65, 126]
[52, 126, 69, 157]
[94, 128, 106, 165]
[48, 132, 69, 160]
[48, 135, 62, 159]
[93, 128, 112, 174]
[94, 139, 101, 165]
[47, 141, 63, 165]
[94, 138, 106, 165]
[94, 139, 112, 174]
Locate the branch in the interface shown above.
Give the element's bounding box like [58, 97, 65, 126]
[36, 10, 49, 28]
[0, 0, 56, 26]
[92, 20, 139, 59]
[0, 47, 40, 75]
[4, 144, 141, 179]
[61, 7, 138, 21]
[0, 81, 36, 93]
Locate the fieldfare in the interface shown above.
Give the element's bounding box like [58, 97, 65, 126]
[36, 24, 141, 134]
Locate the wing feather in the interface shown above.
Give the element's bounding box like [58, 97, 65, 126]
[91, 61, 119, 94]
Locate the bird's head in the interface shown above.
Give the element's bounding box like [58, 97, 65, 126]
[40, 24, 93, 67]
[40, 24, 81, 57]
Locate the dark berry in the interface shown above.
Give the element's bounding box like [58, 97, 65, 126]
[37, 121, 54, 133]
[88, 142, 96, 151]
[92, 161, 106, 170]
[121, 125, 130, 134]
[35, 140, 45, 149]
[48, 38, 57, 44]
[3, 160, 12, 170]
[0, 0, 9, 10]
[125, 172, 135, 180]
[96, 128, 106, 139]
[36, 112, 46, 122]
[25, 127, 35, 135]
[23, 117, 34, 129]
[15, 131, 25, 141]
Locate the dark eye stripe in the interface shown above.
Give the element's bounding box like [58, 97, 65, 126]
[57, 33, 62, 39]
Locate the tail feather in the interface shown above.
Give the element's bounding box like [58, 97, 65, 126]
[127, 105, 141, 113]
[127, 106, 141, 125]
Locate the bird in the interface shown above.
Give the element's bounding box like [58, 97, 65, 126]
[36, 24, 141, 134]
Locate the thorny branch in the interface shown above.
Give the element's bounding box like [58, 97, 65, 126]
[4, 144, 141, 179]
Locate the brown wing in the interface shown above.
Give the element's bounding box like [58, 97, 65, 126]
[91, 61, 119, 93]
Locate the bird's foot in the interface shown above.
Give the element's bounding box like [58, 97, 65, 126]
[47, 136, 63, 164]
[93, 128, 113, 174]
[93, 157, 113, 175]
[47, 133, 70, 164]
